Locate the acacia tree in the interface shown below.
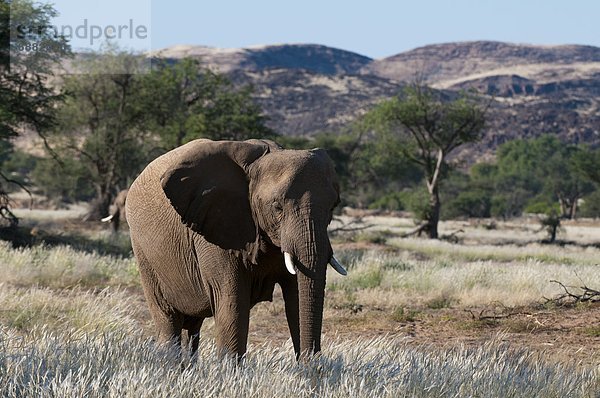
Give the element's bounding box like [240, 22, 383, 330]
[0, 0, 69, 224]
[52, 54, 274, 219]
[366, 82, 486, 238]
[138, 58, 273, 150]
[536, 139, 592, 219]
[52, 49, 149, 220]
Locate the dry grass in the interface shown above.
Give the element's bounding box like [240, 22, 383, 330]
[0, 213, 599, 396]
[0, 329, 597, 398]
[0, 241, 138, 289]
[326, 247, 600, 309]
[0, 285, 145, 333]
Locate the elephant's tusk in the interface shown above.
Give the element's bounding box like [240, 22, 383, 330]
[284, 252, 296, 275]
[329, 256, 348, 276]
[101, 215, 114, 223]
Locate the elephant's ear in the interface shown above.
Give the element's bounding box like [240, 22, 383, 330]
[310, 147, 341, 200]
[161, 140, 269, 250]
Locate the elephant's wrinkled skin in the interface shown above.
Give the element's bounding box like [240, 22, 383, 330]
[126, 139, 344, 359]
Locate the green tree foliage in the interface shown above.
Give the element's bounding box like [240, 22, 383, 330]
[138, 58, 273, 149]
[492, 135, 592, 219]
[363, 82, 486, 238]
[572, 148, 600, 218]
[350, 126, 422, 209]
[48, 52, 273, 217]
[0, 0, 69, 223]
[578, 190, 600, 218]
[31, 156, 94, 204]
[442, 170, 492, 219]
[441, 135, 596, 221]
[50, 48, 151, 219]
[573, 147, 600, 186]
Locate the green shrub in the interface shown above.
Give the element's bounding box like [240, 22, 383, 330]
[368, 191, 406, 211]
[578, 190, 600, 218]
[443, 189, 492, 219]
[2, 150, 40, 190]
[353, 230, 393, 245]
[32, 157, 95, 203]
[404, 187, 430, 222]
[524, 199, 559, 215]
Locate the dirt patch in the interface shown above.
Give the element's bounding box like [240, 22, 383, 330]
[243, 292, 600, 366]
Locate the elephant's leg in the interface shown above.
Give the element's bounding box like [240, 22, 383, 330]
[146, 297, 184, 349]
[280, 276, 300, 359]
[111, 211, 120, 232]
[184, 317, 204, 356]
[133, 243, 184, 348]
[205, 279, 251, 359]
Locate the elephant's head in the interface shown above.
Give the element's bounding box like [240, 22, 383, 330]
[248, 146, 347, 357]
[160, 139, 345, 358]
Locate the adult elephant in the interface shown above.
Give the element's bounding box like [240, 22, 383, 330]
[101, 189, 129, 232]
[126, 139, 346, 360]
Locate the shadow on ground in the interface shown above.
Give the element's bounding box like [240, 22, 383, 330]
[0, 224, 132, 258]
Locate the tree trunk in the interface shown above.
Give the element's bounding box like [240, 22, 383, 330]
[424, 149, 443, 239]
[558, 197, 568, 219]
[570, 200, 578, 219]
[425, 187, 441, 239]
[549, 224, 558, 243]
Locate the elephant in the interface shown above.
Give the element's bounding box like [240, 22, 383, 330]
[126, 138, 347, 360]
[101, 189, 129, 233]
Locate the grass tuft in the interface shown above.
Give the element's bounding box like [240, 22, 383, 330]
[0, 241, 139, 289]
[0, 331, 597, 398]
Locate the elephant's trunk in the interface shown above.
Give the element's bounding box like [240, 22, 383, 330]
[297, 262, 326, 358]
[283, 214, 330, 359]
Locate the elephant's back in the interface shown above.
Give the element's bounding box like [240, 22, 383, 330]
[126, 153, 170, 229]
[126, 146, 191, 261]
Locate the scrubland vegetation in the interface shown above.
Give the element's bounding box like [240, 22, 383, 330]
[1, 1, 599, 396]
[0, 210, 598, 397]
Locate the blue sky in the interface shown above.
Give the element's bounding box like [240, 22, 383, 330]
[48, 0, 600, 58]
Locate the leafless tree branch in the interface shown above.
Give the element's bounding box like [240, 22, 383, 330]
[545, 279, 600, 306]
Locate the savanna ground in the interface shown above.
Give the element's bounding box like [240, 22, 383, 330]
[0, 203, 598, 397]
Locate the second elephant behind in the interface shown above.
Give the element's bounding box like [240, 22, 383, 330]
[101, 189, 129, 232]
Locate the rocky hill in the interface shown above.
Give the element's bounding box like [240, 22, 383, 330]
[227, 69, 402, 135]
[150, 43, 372, 75]
[154, 41, 600, 158]
[363, 41, 600, 85]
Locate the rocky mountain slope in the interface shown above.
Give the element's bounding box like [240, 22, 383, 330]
[155, 41, 600, 158]
[363, 41, 600, 85]
[150, 43, 372, 75]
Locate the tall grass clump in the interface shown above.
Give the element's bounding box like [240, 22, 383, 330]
[389, 237, 600, 266]
[0, 241, 138, 289]
[0, 285, 144, 333]
[328, 249, 600, 308]
[0, 331, 597, 397]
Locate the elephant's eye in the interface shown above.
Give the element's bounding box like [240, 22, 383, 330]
[272, 201, 283, 213]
